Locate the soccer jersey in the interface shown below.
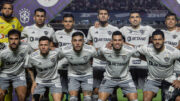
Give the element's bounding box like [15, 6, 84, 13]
[53, 29, 86, 47]
[21, 24, 55, 50]
[162, 29, 180, 47]
[27, 50, 61, 84]
[60, 44, 97, 77]
[87, 24, 119, 67]
[0, 42, 33, 77]
[99, 44, 136, 81]
[0, 17, 23, 43]
[119, 25, 155, 67]
[137, 44, 180, 79]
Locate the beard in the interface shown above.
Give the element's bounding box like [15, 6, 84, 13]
[2, 13, 12, 19]
[99, 21, 108, 26]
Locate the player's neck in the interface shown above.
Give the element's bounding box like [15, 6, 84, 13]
[155, 45, 165, 53]
[40, 52, 49, 57]
[1, 16, 12, 22]
[167, 26, 176, 31]
[131, 25, 140, 29]
[65, 29, 73, 33]
[100, 22, 108, 27]
[36, 23, 45, 28]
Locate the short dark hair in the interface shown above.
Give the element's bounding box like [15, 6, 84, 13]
[2, 2, 13, 10]
[8, 29, 21, 38]
[34, 8, 46, 16]
[165, 12, 178, 21]
[129, 10, 140, 18]
[63, 14, 74, 21]
[112, 31, 125, 41]
[39, 36, 50, 43]
[152, 29, 164, 39]
[72, 32, 84, 38]
[98, 8, 109, 15]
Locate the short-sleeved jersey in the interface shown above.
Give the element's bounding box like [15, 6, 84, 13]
[21, 24, 55, 50]
[0, 17, 23, 43]
[119, 25, 155, 67]
[99, 44, 136, 80]
[87, 24, 119, 67]
[0, 42, 32, 77]
[27, 50, 61, 84]
[137, 44, 180, 79]
[60, 44, 97, 77]
[162, 29, 180, 47]
[53, 29, 86, 47]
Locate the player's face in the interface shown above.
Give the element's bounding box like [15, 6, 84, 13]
[9, 34, 20, 50]
[63, 17, 74, 30]
[112, 35, 123, 50]
[34, 11, 46, 26]
[72, 36, 84, 52]
[1, 4, 13, 19]
[129, 13, 141, 27]
[98, 10, 109, 22]
[165, 16, 177, 29]
[39, 40, 50, 55]
[152, 35, 164, 51]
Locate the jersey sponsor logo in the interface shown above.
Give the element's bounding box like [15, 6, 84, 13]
[30, 37, 39, 42]
[165, 41, 178, 46]
[0, 34, 5, 39]
[127, 36, 146, 41]
[148, 61, 169, 68]
[94, 37, 111, 43]
[19, 8, 30, 24]
[132, 60, 141, 64]
[37, 66, 53, 72]
[69, 63, 87, 66]
[44, 31, 49, 35]
[107, 61, 127, 66]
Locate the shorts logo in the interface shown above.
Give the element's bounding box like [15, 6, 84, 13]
[44, 31, 49, 35]
[19, 8, 30, 24]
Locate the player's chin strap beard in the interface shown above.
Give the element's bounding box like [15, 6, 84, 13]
[99, 21, 108, 27]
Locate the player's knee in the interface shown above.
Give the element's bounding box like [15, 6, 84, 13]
[33, 94, 40, 101]
[69, 96, 78, 101]
[97, 99, 103, 101]
[176, 96, 180, 101]
[17, 93, 26, 101]
[84, 95, 91, 101]
[130, 99, 138, 101]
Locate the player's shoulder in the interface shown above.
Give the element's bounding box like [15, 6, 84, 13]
[23, 24, 35, 30]
[55, 29, 64, 34]
[100, 45, 113, 53]
[165, 44, 176, 52]
[30, 50, 40, 58]
[123, 44, 134, 51]
[61, 44, 73, 53]
[108, 24, 118, 30]
[44, 24, 54, 29]
[89, 26, 96, 30]
[49, 49, 59, 56]
[83, 44, 96, 52]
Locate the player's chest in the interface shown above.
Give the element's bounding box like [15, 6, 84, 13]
[33, 57, 57, 69]
[65, 53, 91, 64]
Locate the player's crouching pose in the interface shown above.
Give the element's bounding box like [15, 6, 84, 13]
[0, 29, 33, 101]
[59, 32, 97, 101]
[136, 29, 180, 101]
[27, 36, 62, 101]
[97, 31, 138, 101]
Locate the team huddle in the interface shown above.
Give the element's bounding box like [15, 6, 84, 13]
[0, 2, 180, 101]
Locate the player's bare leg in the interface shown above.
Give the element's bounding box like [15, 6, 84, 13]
[98, 92, 110, 101]
[126, 92, 138, 101]
[52, 93, 62, 101]
[15, 86, 27, 101]
[176, 96, 180, 101]
[143, 91, 156, 101]
[69, 90, 78, 101]
[83, 91, 92, 101]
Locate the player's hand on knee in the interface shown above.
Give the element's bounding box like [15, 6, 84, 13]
[0, 88, 5, 96]
[31, 82, 37, 94]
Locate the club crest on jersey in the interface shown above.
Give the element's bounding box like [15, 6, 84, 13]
[20, 53, 25, 57]
[32, 31, 35, 34]
[0, 43, 6, 50]
[122, 55, 127, 60]
[107, 31, 112, 35]
[164, 54, 170, 62]
[44, 31, 49, 35]
[173, 35, 177, 39]
[140, 30, 145, 35]
[83, 56, 88, 61]
[95, 31, 98, 34]
[38, 62, 42, 65]
[12, 25, 15, 28]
